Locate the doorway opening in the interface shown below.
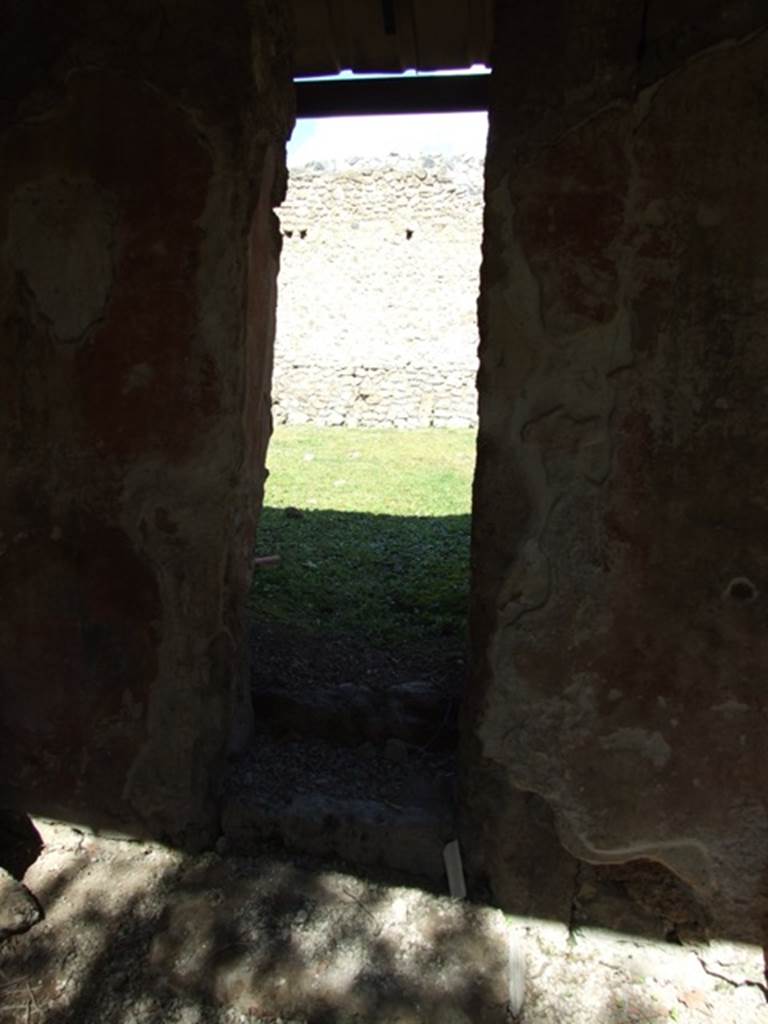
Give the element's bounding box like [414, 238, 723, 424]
[224, 100, 487, 885]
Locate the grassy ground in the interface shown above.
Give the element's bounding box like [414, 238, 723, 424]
[259, 426, 475, 517]
[249, 427, 475, 657]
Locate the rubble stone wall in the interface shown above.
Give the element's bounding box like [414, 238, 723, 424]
[275, 156, 483, 427]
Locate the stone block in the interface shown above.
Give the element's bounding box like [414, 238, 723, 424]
[0, 867, 41, 941]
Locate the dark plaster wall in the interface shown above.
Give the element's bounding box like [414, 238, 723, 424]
[0, 1, 293, 846]
[467, 0, 768, 942]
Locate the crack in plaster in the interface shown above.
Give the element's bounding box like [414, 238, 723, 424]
[697, 956, 768, 1000]
[567, 859, 584, 939]
[636, 0, 651, 68]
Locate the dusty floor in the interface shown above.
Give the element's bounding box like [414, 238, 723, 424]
[1, 820, 766, 1024]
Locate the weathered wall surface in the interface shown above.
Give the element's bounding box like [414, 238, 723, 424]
[275, 157, 483, 427]
[0, 1, 292, 846]
[468, 0, 768, 940]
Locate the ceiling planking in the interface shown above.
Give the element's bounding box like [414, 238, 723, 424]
[291, 0, 494, 76]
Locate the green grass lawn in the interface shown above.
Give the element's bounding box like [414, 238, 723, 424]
[249, 427, 476, 655]
[259, 426, 475, 517]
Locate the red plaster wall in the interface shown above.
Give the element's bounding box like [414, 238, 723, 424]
[0, 1, 292, 845]
[469, 0, 768, 942]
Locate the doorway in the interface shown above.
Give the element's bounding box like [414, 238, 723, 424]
[223, 106, 487, 884]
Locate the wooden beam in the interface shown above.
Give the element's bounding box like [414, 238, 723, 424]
[295, 73, 489, 118]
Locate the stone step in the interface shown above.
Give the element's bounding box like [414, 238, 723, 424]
[222, 792, 455, 881]
[0, 866, 42, 941]
[251, 678, 458, 750]
[221, 733, 457, 881]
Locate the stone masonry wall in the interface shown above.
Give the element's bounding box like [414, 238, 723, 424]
[275, 156, 483, 427]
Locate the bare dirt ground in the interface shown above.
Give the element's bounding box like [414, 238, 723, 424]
[1, 820, 766, 1024]
[249, 620, 466, 707]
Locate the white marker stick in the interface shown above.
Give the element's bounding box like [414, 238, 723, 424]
[443, 839, 466, 899]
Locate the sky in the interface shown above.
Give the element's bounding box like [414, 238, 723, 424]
[287, 110, 488, 165]
[287, 67, 489, 166]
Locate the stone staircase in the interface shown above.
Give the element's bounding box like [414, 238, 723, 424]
[220, 677, 460, 884]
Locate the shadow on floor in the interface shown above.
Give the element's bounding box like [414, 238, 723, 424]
[5, 821, 759, 1024]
